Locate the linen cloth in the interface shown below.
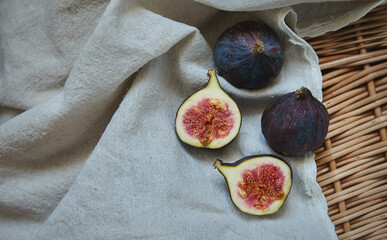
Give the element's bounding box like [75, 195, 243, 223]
[0, 0, 384, 239]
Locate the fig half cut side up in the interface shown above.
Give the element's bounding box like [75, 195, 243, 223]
[214, 155, 292, 215]
[175, 70, 241, 149]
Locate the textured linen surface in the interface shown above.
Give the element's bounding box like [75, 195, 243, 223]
[0, 0, 384, 239]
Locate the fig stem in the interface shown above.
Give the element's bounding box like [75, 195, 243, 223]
[295, 86, 312, 100]
[213, 159, 223, 169]
[256, 41, 265, 54]
[207, 69, 221, 89]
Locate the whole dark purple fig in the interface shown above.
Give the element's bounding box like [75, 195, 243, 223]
[214, 21, 284, 89]
[261, 87, 329, 156]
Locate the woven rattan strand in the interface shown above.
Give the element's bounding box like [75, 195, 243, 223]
[306, 4, 387, 240]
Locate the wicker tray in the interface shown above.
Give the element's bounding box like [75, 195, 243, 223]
[306, 4, 387, 240]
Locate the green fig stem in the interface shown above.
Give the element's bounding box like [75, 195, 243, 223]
[295, 86, 312, 100]
[207, 69, 221, 89]
[213, 159, 223, 169]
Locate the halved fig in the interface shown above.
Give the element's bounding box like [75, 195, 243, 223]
[214, 155, 292, 215]
[175, 70, 241, 149]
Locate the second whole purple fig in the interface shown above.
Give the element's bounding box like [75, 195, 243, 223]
[261, 87, 329, 156]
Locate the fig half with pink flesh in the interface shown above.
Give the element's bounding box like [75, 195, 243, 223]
[214, 155, 292, 215]
[175, 70, 241, 149]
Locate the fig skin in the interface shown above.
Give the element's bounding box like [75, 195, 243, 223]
[214, 155, 292, 216]
[175, 70, 242, 149]
[261, 87, 329, 156]
[214, 21, 284, 89]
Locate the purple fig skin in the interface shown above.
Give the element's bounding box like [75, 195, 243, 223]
[214, 21, 284, 89]
[261, 87, 329, 156]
